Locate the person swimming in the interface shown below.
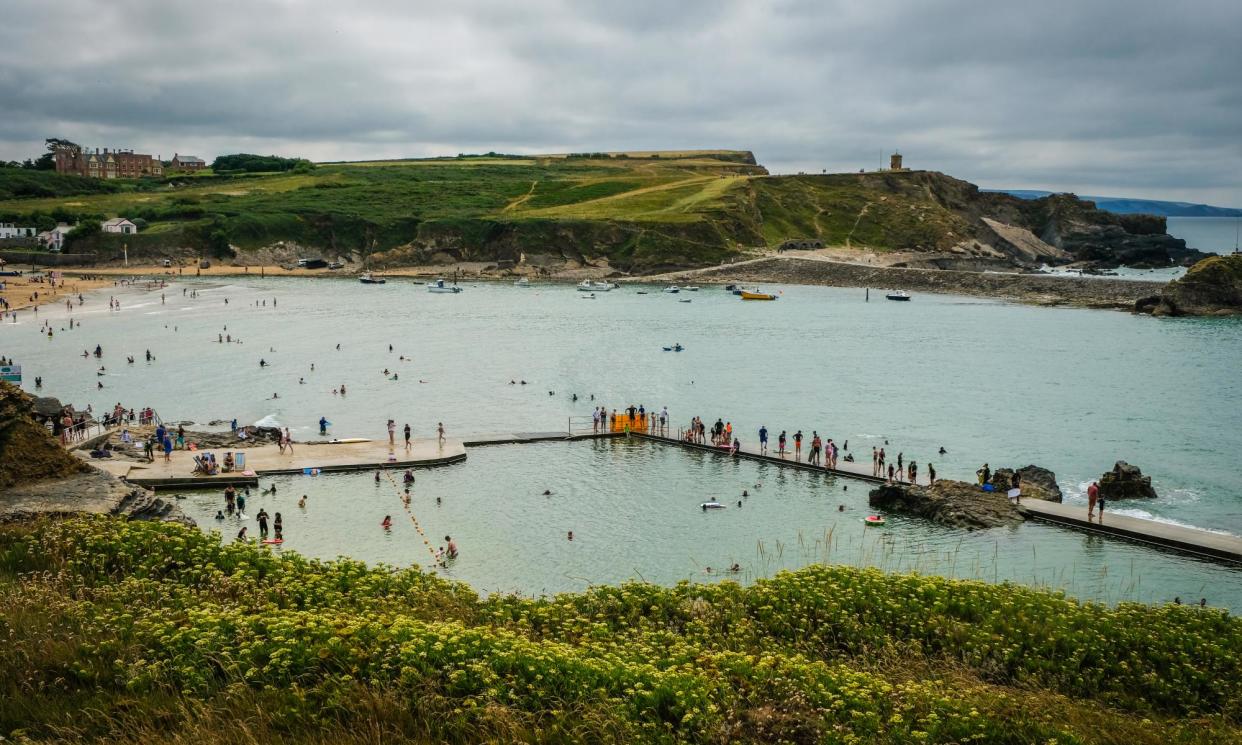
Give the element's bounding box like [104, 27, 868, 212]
[215, 510, 225, 520]
[381, 515, 393, 529]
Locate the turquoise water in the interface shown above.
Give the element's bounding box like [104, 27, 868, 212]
[3, 276, 1240, 606]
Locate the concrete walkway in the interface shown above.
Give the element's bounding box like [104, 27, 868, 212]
[635, 432, 934, 486]
[111, 438, 466, 488]
[1018, 498, 1242, 563]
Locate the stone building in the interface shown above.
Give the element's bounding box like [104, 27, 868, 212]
[890, 152, 905, 171]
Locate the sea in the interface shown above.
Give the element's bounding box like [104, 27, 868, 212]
[3, 239, 1240, 607]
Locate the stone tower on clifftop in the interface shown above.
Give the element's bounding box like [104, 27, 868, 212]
[890, 151, 904, 171]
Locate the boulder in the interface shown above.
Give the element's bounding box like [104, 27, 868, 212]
[990, 465, 1062, 502]
[868, 480, 1022, 530]
[1097, 460, 1158, 500]
[1144, 254, 1242, 316]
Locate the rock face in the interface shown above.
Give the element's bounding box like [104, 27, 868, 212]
[0, 382, 191, 525]
[990, 465, 1062, 502]
[0, 383, 88, 489]
[868, 480, 1022, 529]
[1097, 461, 1158, 500]
[1143, 254, 1242, 317]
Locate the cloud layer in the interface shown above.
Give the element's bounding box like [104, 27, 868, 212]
[3, 0, 1240, 203]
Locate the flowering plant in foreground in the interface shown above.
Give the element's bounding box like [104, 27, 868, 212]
[1, 516, 1238, 743]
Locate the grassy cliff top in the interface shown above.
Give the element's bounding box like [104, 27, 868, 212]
[1, 516, 1239, 743]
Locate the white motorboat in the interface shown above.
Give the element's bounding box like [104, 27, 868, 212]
[577, 280, 615, 292]
[427, 279, 462, 294]
[885, 290, 912, 301]
[513, 277, 530, 287]
[682, 286, 699, 291]
[359, 272, 385, 284]
[663, 286, 680, 294]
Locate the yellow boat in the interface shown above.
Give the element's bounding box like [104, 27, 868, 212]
[739, 290, 778, 301]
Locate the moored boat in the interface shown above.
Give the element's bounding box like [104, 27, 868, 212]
[886, 290, 912, 301]
[359, 272, 386, 284]
[663, 286, 680, 294]
[577, 280, 615, 292]
[739, 290, 778, 301]
[514, 277, 530, 287]
[426, 279, 462, 294]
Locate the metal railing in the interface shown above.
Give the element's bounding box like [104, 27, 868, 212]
[56, 408, 161, 448]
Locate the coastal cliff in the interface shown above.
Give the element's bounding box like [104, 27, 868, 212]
[0, 152, 1203, 274]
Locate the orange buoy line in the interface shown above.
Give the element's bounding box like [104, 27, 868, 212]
[381, 469, 441, 567]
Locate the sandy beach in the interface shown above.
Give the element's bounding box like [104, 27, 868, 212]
[0, 270, 117, 312]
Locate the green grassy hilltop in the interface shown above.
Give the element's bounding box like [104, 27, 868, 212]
[2, 517, 1240, 743]
[0, 151, 1195, 271]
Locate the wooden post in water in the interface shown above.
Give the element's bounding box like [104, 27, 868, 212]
[865, 287, 869, 302]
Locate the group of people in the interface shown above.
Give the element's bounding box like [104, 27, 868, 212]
[219, 484, 286, 542]
[592, 405, 668, 435]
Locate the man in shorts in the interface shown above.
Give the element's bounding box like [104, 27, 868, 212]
[1087, 481, 1100, 521]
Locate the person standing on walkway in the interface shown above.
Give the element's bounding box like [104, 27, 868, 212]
[778, 430, 787, 456]
[759, 425, 768, 455]
[793, 430, 803, 461]
[809, 432, 821, 465]
[897, 452, 903, 475]
[1087, 481, 1100, 521]
[387, 419, 396, 448]
[887, 463, 895, 483]
[403, 423, 411, 451]
[878, 448, 886, 476]
[437, 422, 446, 448]
[872, 447, 879, 476]
[908, 461, 917, 484]
[928, 463, 936, 484]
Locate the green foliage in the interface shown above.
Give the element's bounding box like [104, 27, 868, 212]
[211, 153, 314, 173]
[0, 167, 123, 200]
[0, 517, 1239, 743]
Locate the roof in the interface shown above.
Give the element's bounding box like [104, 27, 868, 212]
[174, 155, 205, 163]
[102, 218, 135, 227]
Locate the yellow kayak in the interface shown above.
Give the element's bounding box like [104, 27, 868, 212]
[739, 291, 778, 301]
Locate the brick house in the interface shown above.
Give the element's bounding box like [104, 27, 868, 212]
[54, 146, 163, 179]
[169, 154, 206, 172]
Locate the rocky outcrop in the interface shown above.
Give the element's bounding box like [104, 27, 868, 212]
[979, 218, 1069, 265]
[0, 467, 192, 526]
[0, 383, 89, 489]
[1026, 193, 1208, 269]
[990, 465, 1062, 502]
[1141, 254, 1242, 317]
[1098, 461, 1158, 500]
[0, 382, 190, 525]
[868, 480, 1022, 529]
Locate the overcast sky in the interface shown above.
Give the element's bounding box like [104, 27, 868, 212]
[3, 0, 1240, 205]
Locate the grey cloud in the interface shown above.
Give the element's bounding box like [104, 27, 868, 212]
[1, 0, 1239, 204]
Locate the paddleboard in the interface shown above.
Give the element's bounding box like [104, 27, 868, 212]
[262, 538, 283, 545]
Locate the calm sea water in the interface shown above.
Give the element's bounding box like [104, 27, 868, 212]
[3, 275, 1240, 607]
[1168, 215, 1242, 254]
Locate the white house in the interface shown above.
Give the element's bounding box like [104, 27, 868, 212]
[102, 217, 138, 235]
[37, 223, 76, 252]
[0, 223, 37, 239]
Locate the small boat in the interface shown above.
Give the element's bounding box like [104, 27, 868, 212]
[678, 299, 692, 303]
[580, 293, 596, 299]
[700, 501, 726, 510]
[663, 286, 680, 294]
[683, 286, 699, 292]
[662, 344, 684, 352]
[885, 291, 911, 301]
[739, 290, 778, 301]
[513, 277, 530, 287]
[577, 280, 615, 292]
[863, 515, 886, 526]
[359, 272, 386, 284]
[427, 279, 462, 294]
[635, 291, 649, 295]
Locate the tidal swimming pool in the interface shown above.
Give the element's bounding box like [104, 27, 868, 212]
[170, 439, 1242, 609]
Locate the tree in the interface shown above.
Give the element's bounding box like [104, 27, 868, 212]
[45, 138, 81, 156]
